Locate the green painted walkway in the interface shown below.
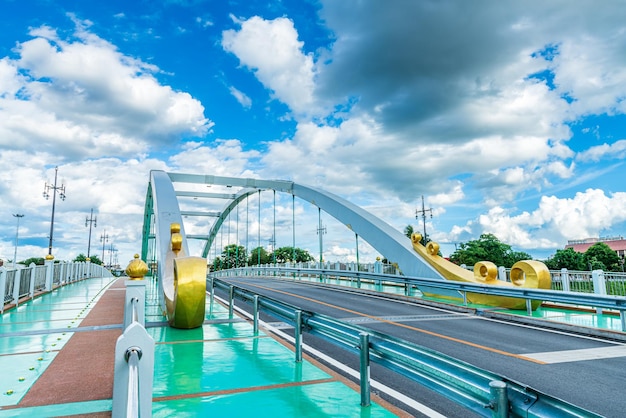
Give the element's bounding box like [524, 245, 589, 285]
[0, 277, 402, 417]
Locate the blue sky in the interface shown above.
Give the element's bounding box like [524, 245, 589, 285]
[1, 0, 626, 266]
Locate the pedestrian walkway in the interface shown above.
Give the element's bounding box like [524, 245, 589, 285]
[0, 276, 405, 417]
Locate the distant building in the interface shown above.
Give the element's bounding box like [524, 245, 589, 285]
[565, 236, 626, 259]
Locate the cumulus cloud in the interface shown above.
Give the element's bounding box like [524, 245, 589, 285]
[222, 16, 318, 116]
[450, 189, 626, 250]
[0, 21, 212, 161]
[577, 139, 626, 162]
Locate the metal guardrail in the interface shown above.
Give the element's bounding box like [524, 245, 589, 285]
[210, 277, 600, 418]
[213, 266, 626, 331]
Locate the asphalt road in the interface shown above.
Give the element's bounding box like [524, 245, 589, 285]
[214, 276, 624, 417]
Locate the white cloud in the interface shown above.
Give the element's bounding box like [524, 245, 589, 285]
[229, 86, 252, 109]
[577, 139, 626, 162]
[0, 22, 212, 160]
[222, 16, 318, 116]
[448, 189, 626, 251]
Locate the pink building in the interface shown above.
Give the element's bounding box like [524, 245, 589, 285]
[565, 236, 626, 259]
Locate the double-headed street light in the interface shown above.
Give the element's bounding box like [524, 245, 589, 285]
[12, 214, 24, 267]
[43, 166, 66, 259]
[100, 230, 109, 265]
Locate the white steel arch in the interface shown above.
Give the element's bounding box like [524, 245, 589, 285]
[142, 171, 445, 281]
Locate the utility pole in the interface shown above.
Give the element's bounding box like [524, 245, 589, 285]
[43, 166, 66, 258]
[85, 208, 97, 259]
[12, 214, 24, 267]
[415, 195, 433, 243]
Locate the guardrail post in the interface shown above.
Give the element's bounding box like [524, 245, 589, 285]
[561, 268, 570, 292]
[359, 332, 371, 407]
[498, 266, 507, 282]
[620, 310, 626, 333]
[253, 295, 259, 335]
[295, 310, 302, 362]
[488, 380, 509, 418]
[124, 280, 146, 329]
[592, 270, 606, 315]
[44, 258, 54, 291]
[12, 269, 21, 306]
[0, 267, 6, 313]
[229, 285, 234, 318]
[208, 277, 214, 314]
[112, 322, 155, 418]
[28, 265, 36, 298]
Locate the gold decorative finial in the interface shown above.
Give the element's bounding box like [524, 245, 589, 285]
[171, 223, 182, 255]
[126, 254, 148, 280]
[45, 254, 54, 260]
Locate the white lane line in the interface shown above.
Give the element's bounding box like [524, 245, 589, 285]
[525, 345, 626, 363]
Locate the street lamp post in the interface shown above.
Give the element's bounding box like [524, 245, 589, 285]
[12, 214, 24, 267]
[43, 166, 66, 259]
[100, 230, 109, 266]
[85, 208, 97, 259]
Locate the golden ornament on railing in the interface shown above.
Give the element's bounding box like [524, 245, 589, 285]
[125, 254, 149, 280]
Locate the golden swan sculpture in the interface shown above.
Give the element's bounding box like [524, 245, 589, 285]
[163, 223, 207, 328]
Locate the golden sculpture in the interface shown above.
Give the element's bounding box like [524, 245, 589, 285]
[126, 254, 149, 280]
[163, 223, 207, 328]
[410, 233, 551, 310]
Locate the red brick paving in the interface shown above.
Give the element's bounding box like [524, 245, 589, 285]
[19, 279, 126, 408]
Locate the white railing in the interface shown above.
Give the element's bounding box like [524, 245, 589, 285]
[0, 260, 113, 314]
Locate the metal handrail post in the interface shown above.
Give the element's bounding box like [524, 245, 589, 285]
[488, 380, 509, 418]
[359, 332, 371, 407]
[253, 295, 259, 335]
[229, 285, 234, 318]
[295, 310, 302, 362]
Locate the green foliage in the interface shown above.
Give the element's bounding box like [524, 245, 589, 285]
[20, 257, 45, 266]
[404, 225, 414, 239]
[74, 253, 103, 265]
[248, 246, 270, 266]
[449, 233, 532, 268]
[222, 244, 247, 269]
[584, 242, 621, 271]
[544, 248, 586, 271]
[272, 246, 314, 263]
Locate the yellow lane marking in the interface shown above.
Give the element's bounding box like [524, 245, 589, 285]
[231, 280, 547, 365]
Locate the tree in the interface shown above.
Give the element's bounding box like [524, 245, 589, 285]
[221, 244, 247, 269]
[248, 246, 271, 266]
[21, 257, 45, 266]
[272, 246, 314, 263]
[544, 248, 586, 271]
[584, 242, 621, 271]
[73, 253, 103, 265]
[449, 233, 531, 268]
[404, 225, 414, 239]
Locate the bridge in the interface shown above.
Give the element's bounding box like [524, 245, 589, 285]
[2, 170, 626, 417]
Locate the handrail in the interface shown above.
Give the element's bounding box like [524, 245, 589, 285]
[211, 277, 601, 418]
[212, 266, 626, 331]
